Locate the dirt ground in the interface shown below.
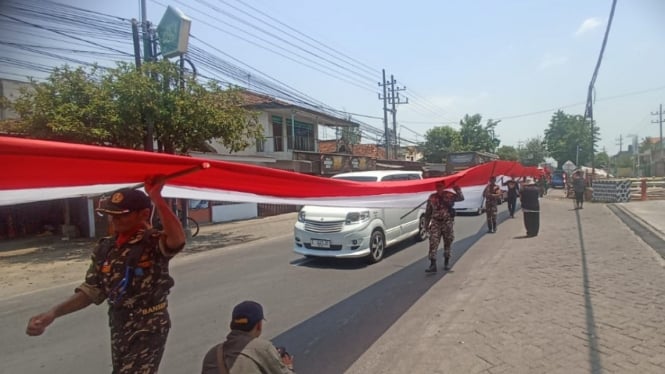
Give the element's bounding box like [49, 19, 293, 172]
[0, 213, 297, 300]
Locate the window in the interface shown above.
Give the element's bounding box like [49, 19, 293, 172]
[286, 119, 315, 151]
[272, 116, 283, 152]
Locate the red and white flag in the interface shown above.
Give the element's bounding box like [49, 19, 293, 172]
[0, 136, 539, 207]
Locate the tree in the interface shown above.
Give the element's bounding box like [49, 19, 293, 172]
[421, 125, 461, 163]
[595, 151, 610, 168]
[518, 137, 548, 166]
[544, 110, 600, 167]
[496, 145, 519, 161]
[4, 61, 262, 154]
[457, 114, 500, 153]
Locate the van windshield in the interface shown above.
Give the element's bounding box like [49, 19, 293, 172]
[333, 176, 379, 182]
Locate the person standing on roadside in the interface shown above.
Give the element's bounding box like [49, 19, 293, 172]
[503, 178, 520, 218]
[26, 178, 186, 374]
[520, 177, 540, 237]
[572, 170, 586, 209]
[483, 176, 502, 233]
[424, 181, 464, 272]
[201, 300, 295, 373]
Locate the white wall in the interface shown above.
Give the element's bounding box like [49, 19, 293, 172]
[211, 203, 258, 223]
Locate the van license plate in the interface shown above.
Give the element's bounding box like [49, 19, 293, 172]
[311, 239, 331, 248]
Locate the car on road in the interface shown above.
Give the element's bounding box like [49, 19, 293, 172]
[451, 185, 486, 215]
[550, 171, 566, 189]
[293, 170, 428, 264]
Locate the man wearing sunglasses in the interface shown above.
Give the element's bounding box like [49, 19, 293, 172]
[26, 176, 186, 374]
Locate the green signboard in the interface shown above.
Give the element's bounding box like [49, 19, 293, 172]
[157, 6, 191, 58]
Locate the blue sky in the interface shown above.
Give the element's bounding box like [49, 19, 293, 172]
[2, 0, 664, 156]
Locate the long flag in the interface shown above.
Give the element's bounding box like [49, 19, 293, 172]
[0, 136, 541, 208]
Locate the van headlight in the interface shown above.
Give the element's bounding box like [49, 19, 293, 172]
[298, 210, 306, 222]
[345, 210, 370, 225]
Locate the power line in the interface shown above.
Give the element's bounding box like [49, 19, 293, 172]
[188, 0, 376, 84]
[229, 0, 379, 77]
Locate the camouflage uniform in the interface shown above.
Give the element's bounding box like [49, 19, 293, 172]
[77, 228, 183, 374]
[424, 190, 464, 262]
[483, 183, 502, 232]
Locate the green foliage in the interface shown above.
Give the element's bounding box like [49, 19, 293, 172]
[6, 61, 262, 154]
[518, 137, 548, 166]
[595, 151, 610, 168]
[615, 153, 633, 168]
[457, 114, 500, 153]
[496, 145, 519, 161]
[544, 110, 599, 167]
[421, 125, 461, 163]
[340, 126, 361, 144]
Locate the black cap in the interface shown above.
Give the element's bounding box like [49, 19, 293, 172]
[96, 188, 151, 215]
[231, 301, 265, 331]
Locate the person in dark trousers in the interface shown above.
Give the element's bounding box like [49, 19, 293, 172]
[201, 301, 295, 374]
[424, 181, 464, 272]
[26, 180, 186, 374]
[572, 170, 586, 209]
[520, 177, 540, 237]
[503, 178, 520, 218]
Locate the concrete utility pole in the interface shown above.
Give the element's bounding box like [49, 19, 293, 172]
[651, 104, 663, 157]
[388, 74, 408, 160]
[378, 69, 390, 159]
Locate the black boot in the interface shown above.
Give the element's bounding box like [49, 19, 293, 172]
[425, 259, 437, 273]
[444, 256, 450, 271]
[487, 223, 493, 233]
[492, 220, 497, 233]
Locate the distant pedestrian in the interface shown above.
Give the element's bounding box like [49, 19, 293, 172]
[201, 300, 295, 374]
[502, 178, 520, 218]
[572, 170, 586, 209]
[520, 177, 540, 237]
[483, 176, 502, 233]
[537, 176, 547, 197]
[424, 181, 464, 272]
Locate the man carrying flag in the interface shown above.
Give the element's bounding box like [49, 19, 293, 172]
[424, 181, 464, 272]
[26, 176, 186, 374]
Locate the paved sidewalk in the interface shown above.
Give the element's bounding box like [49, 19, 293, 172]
[347, 197, 665, 374]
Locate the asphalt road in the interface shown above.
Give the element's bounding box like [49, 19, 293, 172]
[1, 208, 511, 374]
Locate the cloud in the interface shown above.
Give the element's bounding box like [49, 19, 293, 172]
[575, 17, 602, 36]
[538, 54, 568, 70]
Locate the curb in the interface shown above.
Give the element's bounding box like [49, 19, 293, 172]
[612, 203, 665, 242]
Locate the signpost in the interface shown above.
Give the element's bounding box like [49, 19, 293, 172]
[156, 6, 191, 59]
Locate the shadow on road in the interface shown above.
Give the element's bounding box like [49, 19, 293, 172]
[272, 209, 512, 374]
[575, 208, 603, 374]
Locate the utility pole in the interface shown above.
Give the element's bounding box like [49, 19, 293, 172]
[378, 69, 390, 159]
[388, 74, 408, 160]
[616, 134, 622, 153]
[140, 0, 154, 151]
[131, 19, 142, 68]
[651, 104, 663, 157]
[576, 144, 580, 166]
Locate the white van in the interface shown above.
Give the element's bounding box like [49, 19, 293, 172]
[293, 170, 428, 263]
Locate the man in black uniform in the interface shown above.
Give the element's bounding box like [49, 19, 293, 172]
[520, 177, 540, 237]
[503, 178, 520, 218]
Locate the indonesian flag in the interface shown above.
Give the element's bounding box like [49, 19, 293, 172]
[0, 136, 539, 208]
